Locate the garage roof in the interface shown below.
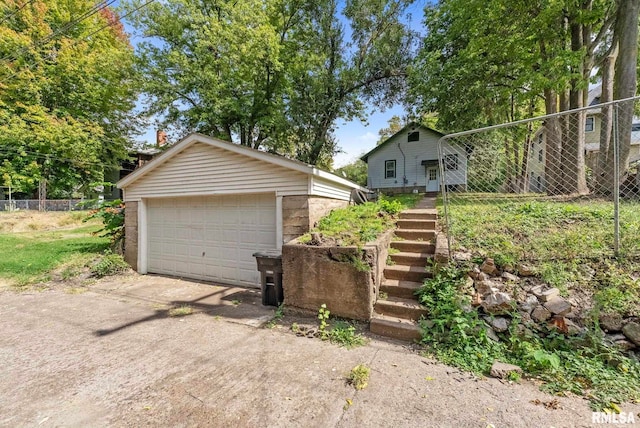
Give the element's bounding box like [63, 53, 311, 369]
[117, 133, 367, 191]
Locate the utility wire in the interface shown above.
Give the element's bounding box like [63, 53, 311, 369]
[0, 0, 38, 26]
[0, 0, 116, 65]
[0, 0, 155, 85]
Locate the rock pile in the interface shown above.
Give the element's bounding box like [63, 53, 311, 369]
[458, 255, 639, 357]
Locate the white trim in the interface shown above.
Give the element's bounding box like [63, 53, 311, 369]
[308, 175, 314, 194]
[121, 188, 309, 201]
[138, 199, 148, 274]
[117, 133, 367, 192]
[276, 195, 283, 250]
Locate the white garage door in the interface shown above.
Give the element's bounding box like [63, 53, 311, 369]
[147, 193, 277, 287]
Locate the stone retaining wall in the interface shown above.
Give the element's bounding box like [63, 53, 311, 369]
[282, 230, 394, 321]
[282, 196, 347, 243]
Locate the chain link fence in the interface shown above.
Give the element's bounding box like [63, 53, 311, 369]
[0, 199, 87, 212]
[438, 96, 640, 265]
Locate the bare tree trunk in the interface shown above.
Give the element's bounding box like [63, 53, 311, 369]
[613, 0, 640, 184]
[597, 45, 619, 194]
[562, 18, 589, 195]
[545, 89, 563, 195]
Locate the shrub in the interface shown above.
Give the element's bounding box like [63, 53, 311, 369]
[84, 199, 125, 250]
[91, 252, 129, 278]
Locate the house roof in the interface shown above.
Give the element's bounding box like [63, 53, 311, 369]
[360, 123, 445, 163]
[117, 133, 367, 191]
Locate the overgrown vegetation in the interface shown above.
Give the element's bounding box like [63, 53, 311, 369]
[346, 364, 371, 390]
[444, 197, 640, 317]
[84, 199, 125, 251]
[266, 304, 285, 329]
[317, 304, 367, 348]
[299, 194, 421, 247]
[0, 224, 108, 286]
[90, 251, 130, 278]
[169, 304, 194, 317]
[417, 263, 640, 411]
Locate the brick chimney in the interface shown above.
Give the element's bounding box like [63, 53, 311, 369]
[156, 130, 167, 147]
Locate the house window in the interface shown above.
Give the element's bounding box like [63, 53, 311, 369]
[385, 160, 396, 179]
[444, 154, 459, 171]
[408, 131, 419, 142]
[585, 116, 595, 132]
[428, 169, 437, 181]
[536, 175, 542, 189]
[538, 149, 543, 162]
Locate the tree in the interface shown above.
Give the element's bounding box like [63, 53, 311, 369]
[126, 0, 415, 168]
[377, 115, 404, 144]
[409, 0, 629, 196]
[335, 159, 368, 186]
[0, 0, 138, 197]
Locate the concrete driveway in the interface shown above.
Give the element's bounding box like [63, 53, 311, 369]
[0, 274, 635, 427]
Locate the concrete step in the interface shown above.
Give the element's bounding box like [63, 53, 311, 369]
[384, 265, 431, 283]
[394, 229, 436, 242]
[390, 240, 436, 254]
[399, 210, 438, 220]
[380, 279, 423, 299]
[389, 252, 432, 266]
[370, 313, 422, 342]
[396, 219, 437, 230]
[375, 297, 427, 319]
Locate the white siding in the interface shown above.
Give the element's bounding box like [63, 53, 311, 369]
[146, 194, 276, 287]
[124, 142, 309, 201]
[367, 127, 466, 190]
[310, 177, 352, 200]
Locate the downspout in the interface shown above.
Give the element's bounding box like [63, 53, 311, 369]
[397, 143, 407, 191]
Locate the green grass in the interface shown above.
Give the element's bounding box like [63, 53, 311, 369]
[0, 225, 109, 286]
[299, 194, 421, 247]
[442, 196, 640, 316]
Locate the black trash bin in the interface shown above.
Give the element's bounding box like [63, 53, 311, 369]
[253, 251, 283, 306]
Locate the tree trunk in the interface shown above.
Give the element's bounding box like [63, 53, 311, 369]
[561, 17, 589, 195]
[544, 89, 563, 195]
[612, 0, 640, 184]
[596, 45, 618, 194]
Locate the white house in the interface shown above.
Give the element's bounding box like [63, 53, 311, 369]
[527, 85, 640, 192]
[117, 133, 366, 287]
[360, 123, 466, 193]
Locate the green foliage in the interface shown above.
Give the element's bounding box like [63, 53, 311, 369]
[125, 0, 414, 167]
[335, 160, 368, 187]
[84, 199, 125, 249]
[318, 304, 331, 338]
[346, 364, 370, 390]
[90, 251, 129, 278]
[266, 303, 285, 328]
[327, 320, 367, 348]
[0, 0, 139, 197]
[168, 304, 193, 317]
[417, 263, 640, 410]
[306, 194, 419, 247]
[317, 304, 366, 348]
[0, 226, 108, 286]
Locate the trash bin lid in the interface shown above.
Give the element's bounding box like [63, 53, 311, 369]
[252, 250, 282, 259]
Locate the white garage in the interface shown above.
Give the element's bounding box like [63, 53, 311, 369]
[117, 133, 365, 287]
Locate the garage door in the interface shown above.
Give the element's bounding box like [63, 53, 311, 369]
[147, 193, 277, 287]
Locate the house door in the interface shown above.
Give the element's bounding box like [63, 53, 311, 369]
[426, 167, 440, 192]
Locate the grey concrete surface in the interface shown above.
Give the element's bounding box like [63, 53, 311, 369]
[0, 275, 637, 427]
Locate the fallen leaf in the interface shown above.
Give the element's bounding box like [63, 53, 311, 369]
[425, 376, 434, 381]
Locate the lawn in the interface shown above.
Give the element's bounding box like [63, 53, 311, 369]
[0, 212, 109, 286]
[298, 193, 422, 246]
[441, 195, 640, 316]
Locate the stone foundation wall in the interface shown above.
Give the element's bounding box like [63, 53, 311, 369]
[282, 230, 394, 321]
[282, 196, 348, 243]
[124, 201, 138, 271]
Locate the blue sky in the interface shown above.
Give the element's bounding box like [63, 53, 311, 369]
[124, 0, 428, 168]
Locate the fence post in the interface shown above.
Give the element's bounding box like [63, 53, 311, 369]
[613, 104, 620, 257]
